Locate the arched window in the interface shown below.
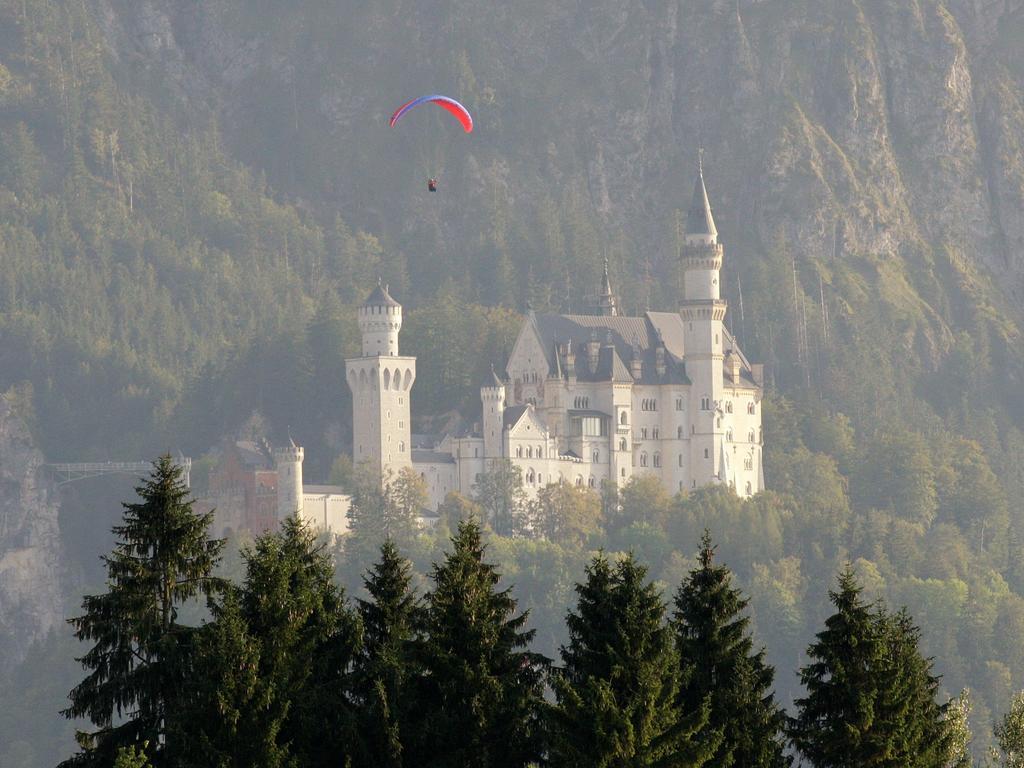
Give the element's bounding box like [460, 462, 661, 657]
[744, 456, 753, 471]
[675, 397, 683, 411]
[726, 429, 733, 441]
[677, 426, 684, 439]
[701, 397, 711, 410]
[678, 454, 683, 467]
[725, 402, 733, 413]
[516, 446, 523, 458]
[640, 452, 648, 467]
[593, 450, 600, 463]
[652, 428, 660, 440]
[653, 453, 661, 468]
[576, 476, 583, 487]
[527, 446, 533, 458]
[538, 448, 543, 458]
[527, 469, 535, 484]
[399, 441, 405, 452]
[620, 411, 628, 425]
[704, 448, 709, 459]
[748, 402, 756, 415]
[748, 430, 756, 443]
[588, 477, 595, 488]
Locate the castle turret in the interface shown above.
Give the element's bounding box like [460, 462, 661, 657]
[275, 439, 304, 519]
[346, 281, 416, 482]
[358, 278, 402, 357]
[680, 154, 727, 486]
[481, 365, 506, 459]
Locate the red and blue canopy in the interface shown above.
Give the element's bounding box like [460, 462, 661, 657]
[389, 95, 473, 133]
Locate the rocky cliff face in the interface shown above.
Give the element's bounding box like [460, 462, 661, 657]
[0, 397, 64, 670]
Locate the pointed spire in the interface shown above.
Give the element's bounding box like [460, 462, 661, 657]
[686, 148, 718, 238]
[597, 256, 619, 316]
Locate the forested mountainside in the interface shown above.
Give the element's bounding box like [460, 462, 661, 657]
[1, 0, 1024, 764]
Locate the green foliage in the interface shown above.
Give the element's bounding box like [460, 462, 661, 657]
[991, 691, 1024, 768]
[473, 459, 527, 537]
[549, 553, 717, 768]
[61, 456, 224, 767]
[113, 745, 152, 768]
[412, 518, 547, 767]
[673, 532, 789, 768]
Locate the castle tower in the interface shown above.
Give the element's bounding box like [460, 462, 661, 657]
[680, 154, 727, 486]
[345, 281, 416, 482]
[481, 365, 506, 459]
[275, 438, 304, 519]
[597, 257, 618, 317]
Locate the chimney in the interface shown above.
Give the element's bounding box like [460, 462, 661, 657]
[586, 333, 600, 373]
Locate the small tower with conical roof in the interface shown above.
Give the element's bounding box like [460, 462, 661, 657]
[481, 365, 506, 459]
[680, 152, 727, 487]
[345, 281, 416, 481]
[275, 437, 304, 520]
[597, 257, 619, 317]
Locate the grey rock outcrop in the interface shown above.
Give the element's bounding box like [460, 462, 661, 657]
[0, 397, 63, 670]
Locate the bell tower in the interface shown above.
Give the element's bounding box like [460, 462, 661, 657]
[345, 280, 416, 482]
[680, 153, 727, 486]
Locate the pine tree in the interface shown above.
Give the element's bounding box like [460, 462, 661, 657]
[61, 456, 224, 768]
[790, 568, 886, 767]
[412, 518, 546, 768]
[673, 532, 790, 768]
[241, 516, 362, 768]
[352, 540, 423, 768]
[172, 588, 290, 768]
[549, 553, 716, 768]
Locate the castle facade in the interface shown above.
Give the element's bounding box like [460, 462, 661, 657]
[347, 164, 765, 514]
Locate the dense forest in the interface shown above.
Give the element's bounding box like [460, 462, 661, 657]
[0, 0, 1024, 765]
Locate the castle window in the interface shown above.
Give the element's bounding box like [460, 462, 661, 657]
[474, 448, 479, 458]
[538, 474, 542, 484]
[622, 468, 626, 478]
[640, 452, 648, 467]
[399, 397, 404, 405]
[675, 397, 683, 411]
[527, 446, 533, 458]
[516, 447, 522, 458]
[748, 402, 756, 415]
[704, 448, 709, 459]
[700, 397, 711, 410]
[399, 441, 405, 452]
[527, 470, 535, 484]
[588, 477, 595, 488]
[574, 396, 590, 409]
[653, 453, 661, 468]
[640, 399, 658, 412]
[748, 430, 756, 443]
[576, 476, 583, 486]
[677, 426, 684, 439]
[745, 481, 752, 495]
[678, 454, 683, 467]
[538, 448, 543, 458]
[620, 412, 628, 425]
[399, 421, 404, 428]
[619, 438, 627, 451]
[641, 427, 648, 440]
[652, 428, 660, 440]
[725, 402, 733, 414]
[593, 450, 600, 463]
[726, 429, 733, 441]
[744, 456, 753, 471]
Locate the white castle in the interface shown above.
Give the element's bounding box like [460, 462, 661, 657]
[276, 164, 764, 532]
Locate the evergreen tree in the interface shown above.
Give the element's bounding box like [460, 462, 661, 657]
[241, 517, 362, 768]
[352, 540, 423, 768]
[172, 588, 290, 768]
[412, 518, 546, 768]
[791, 568, 954, 768]
[61, 456, 224, 768]
[790, 568, 887, 767]
[550, 553, 716, 768]
[673, 532, 789, 768]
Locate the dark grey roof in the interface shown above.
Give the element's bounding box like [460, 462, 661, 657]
[412, 450, 456, 465]
[363, 281, 400, 307]
[532, 313, 689, 385]
[303, 485, 348, 495]
[686, 169, 718, 237]
[235, 440, 271, 468]
[503, 405, 530, 430]
[411, 433, 439, 449]
[481, 364, 506, 388]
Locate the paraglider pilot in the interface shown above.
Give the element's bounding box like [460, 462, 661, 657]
[427, 178, 438, 192]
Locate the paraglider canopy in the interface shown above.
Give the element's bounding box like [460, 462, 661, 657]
[390, 95, 473, 133]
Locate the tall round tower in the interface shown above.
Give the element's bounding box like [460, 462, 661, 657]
[275, 439, 304, 519]
[358, 278, 402, 357]
[680, 153, 727, 488]
[346, 281, 416, 482]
